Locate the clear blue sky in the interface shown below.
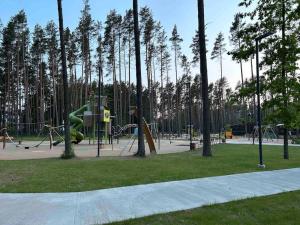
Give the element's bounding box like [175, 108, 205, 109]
[0, 0, 252, 88]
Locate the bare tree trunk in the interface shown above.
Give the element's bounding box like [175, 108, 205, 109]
[281, 0, 288, 159]
[112, 32, 118, 125]
[16, 41, 21, 135]
[123, 46, 127, 125]
[133, 0, 145, 156]
[174, 46, 180, 136]
[35, 59, 39, 132]
[146, 44, 152, 123]
[39, 60, 45, 128]
[57, 0, 73, 158]
[118, 31, 122, 125]
[160, 49, 164, 137]
[128, 38, 132, 125]
[198, 0, 212, 156]
[24, 49, 30, 133]
[80, 62, 84, 106]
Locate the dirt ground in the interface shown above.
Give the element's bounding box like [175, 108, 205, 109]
[0, 139, 195, 160]
[2, 136, 296, 160]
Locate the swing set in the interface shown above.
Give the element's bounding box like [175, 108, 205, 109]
[0, 125, 64, 150]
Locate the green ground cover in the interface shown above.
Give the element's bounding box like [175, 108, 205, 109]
[111, 191, 300, 225]
[0, 144, 299, 193]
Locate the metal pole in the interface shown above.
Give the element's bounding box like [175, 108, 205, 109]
[97, 66, 101, 158]
[255, 39, 264, 168]
[250, 55, 256, 145]
[187, 82, 192, 150]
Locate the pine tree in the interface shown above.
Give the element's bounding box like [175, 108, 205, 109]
[45, 21, 59, 126]
[211, 32, 226, 135]
[12, 11, 30, 133]
[0, 18, 6, 129]
[163, 51, 172, 135]
[237, 0, 300, 159]
[122, 9, 134, 125]
[180, 55, 192, 132]
[116, 15, 123, 126]
[77, 0, 98, 104]
[191, 74, 202, 130]
[190, 30, 200, 65]
[211, 32, 226, 79]
[140, 6, 156, 124]
[169, 25, 183, 135]
[65, 28, 79, 110]
[95, 33, 104, 99]
[230, 13, 246, 86]
[229, 13, 248, 135]
[156, 22, 168, 135]
[31, 24, 47, 131]
[104, 10, 122, 123]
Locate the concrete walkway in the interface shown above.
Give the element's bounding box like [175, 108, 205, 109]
[1, 168, 300, 225]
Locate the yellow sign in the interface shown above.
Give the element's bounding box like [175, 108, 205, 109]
[103, 110, 110, 123]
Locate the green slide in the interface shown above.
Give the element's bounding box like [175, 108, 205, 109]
[54, 103, 90, 146]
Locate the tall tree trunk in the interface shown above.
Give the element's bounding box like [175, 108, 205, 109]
[118, 31, 122, 125]
[24, 48, 30, 133]
[219, 51, 225, 133]
[57, 0, 73, 158]
[128, 38, 131, 125]
[281, 0, 288, 159]
[123, 46, 128, 125]
[35, 59, 39, 132]
[198, 0, 212, 156]
[174, 46, 180, 136]
[88, 36, 92, 102]
[133, 0, 145, 157]
[112, 33, 117, 125]
[239, 54, 247, 136]
[160, 49, 164, 137]
[146, 44, 152, 124]
[152, 53, 156, 128]
[40, 60, 45, 128]
[16, 41, 20, 135]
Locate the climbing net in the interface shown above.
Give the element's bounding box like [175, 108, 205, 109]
[112, 124, 137, 137]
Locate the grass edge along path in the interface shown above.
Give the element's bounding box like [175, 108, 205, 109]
[0, 144, 299, 193]
[109, 190, 300, 225]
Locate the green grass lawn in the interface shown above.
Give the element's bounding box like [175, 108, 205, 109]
[110, 190, 300, 225]
[0, 144, 299, 193]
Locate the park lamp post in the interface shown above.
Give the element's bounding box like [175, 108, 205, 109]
[185, 82, 193, 150]
[255, 31, 275, 168]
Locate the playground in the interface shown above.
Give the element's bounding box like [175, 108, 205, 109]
[1, 108, 298, 160]
[0, 0, 299, 224]
[1, 107, 299, 160]
[0, 139, 201, 160]
[0, 93, 218, 160]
